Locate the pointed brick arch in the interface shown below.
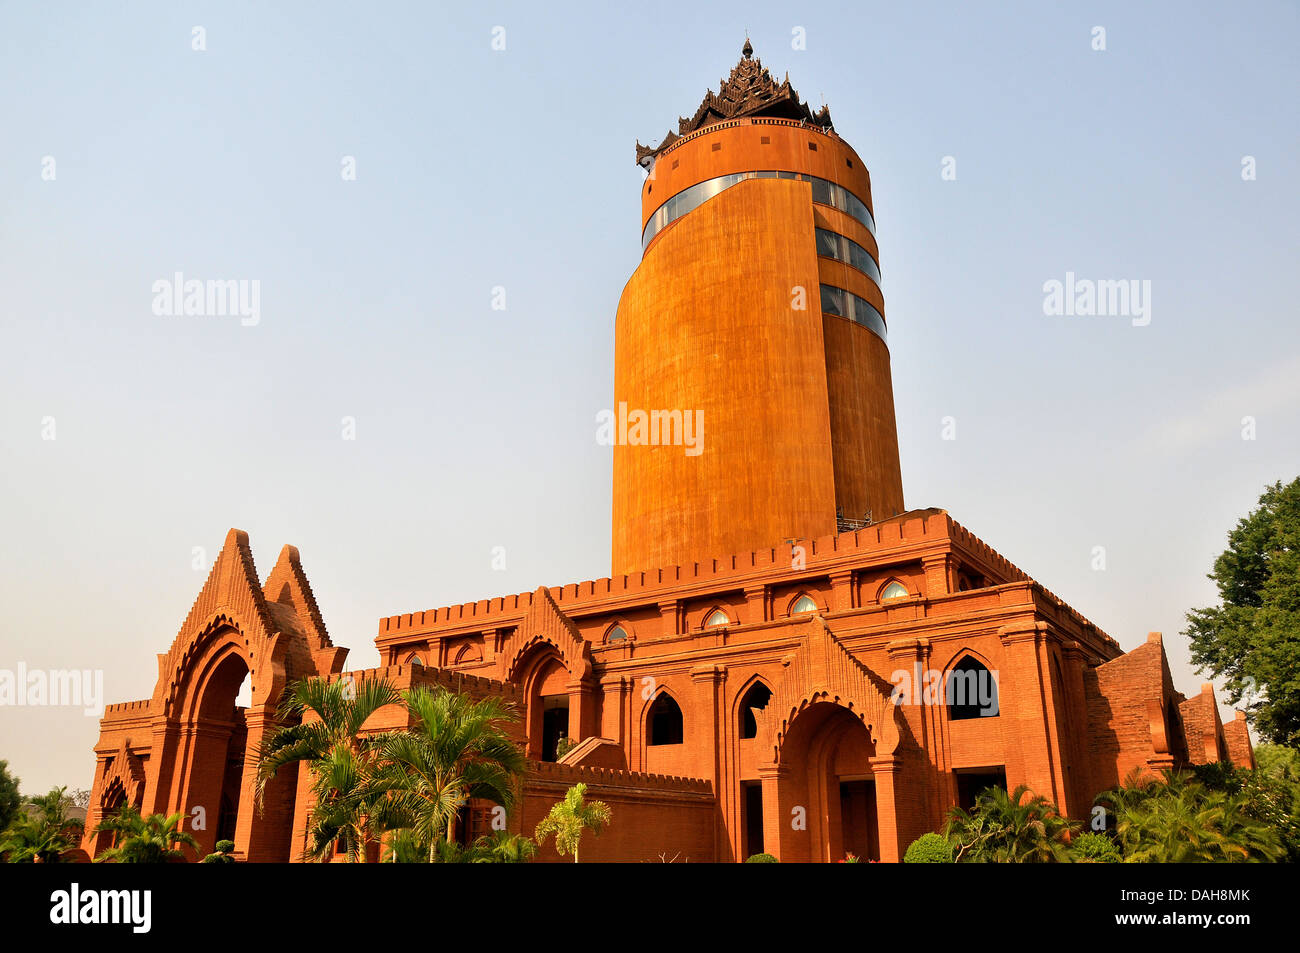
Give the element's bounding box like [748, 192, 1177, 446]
[153, 532, 331, 721]
[139, 529, 342, 862]
[501, 586, 592, 683]
[500, 586, 596, 751]
[752, 615, 910, 862]
[754, 614, 901, 765]
[102, 737, 146, 806]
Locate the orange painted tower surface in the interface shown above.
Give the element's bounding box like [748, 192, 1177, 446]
[612, 41, 904, 575]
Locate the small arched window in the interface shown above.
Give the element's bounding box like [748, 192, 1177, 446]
[606, 625, 629, 643]
[946, 656, 999, 720]
[406, 654, 424, 667]
[648, 693, 684, 745]
[880, 580, 909, 601]
[790, 594, 818, 614]
[704, 609, 730, 628]
[739, 682, 773, 739]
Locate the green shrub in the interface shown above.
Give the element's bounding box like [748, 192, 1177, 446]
[1071, 831, 1119, 863]
[745, 852, 779, 863]
[200, 839, 238, 863]
[903, 832, 954, 863]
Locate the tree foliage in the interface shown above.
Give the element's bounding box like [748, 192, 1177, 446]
[256, 675, 403, 862]
[534, 782, 612, 863]
[368, 687, 526, 862]
[1095, 768, 1284, 863]
[0, 786, 84, 863]
[1184, 477, 1300, 747]
[944, 785, 1077, 862]
[903, 832, 954, 863]
[0, 761, 20, 834]
[93, 805, 198, 863]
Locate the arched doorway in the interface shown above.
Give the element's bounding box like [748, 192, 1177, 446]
[776, 702, 880, 863]
[516, 647, 570, 761]
[174, 641, 252, 859]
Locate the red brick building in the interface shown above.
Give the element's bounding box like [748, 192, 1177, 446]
[81, 43, 1251, 863]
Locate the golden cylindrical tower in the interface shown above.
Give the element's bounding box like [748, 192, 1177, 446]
[612, 42, 904, 574]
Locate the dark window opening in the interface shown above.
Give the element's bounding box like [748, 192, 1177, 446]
[947, 656, 999, 720]
[839, 780, 879, 861]
[541, 695, 569, 762]
[743, 782, 764, 857]
[648, 693, 684, 745]
[955, 768, 1007, 810]
[739, 683, 773, 739]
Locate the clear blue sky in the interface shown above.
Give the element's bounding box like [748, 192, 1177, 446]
[1, 1, 1297, 793]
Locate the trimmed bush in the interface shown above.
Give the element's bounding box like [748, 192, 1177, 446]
[745, 852, 779, 863]
[1071, 831, 1120, 863]
[903, 832, 954, 863]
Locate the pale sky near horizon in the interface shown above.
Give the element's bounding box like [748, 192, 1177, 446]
[1, 1, 1297, 795]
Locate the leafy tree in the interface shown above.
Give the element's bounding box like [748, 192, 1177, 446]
[200, 839, 237, 863]
[93, 805, 198, 863]
[1190, 756, 1300, 861]
[534, 782, 612, 863]
[1096, 770, 1284, 862]
[944, 785, 1077, 862]
[903, 832, 954, 863]
[368, 687, 527, 863]
[470, 830, 537, 864]
[0, 786, 84, 863]
[381, 827, 430, 864]
[1071, 832, 1120, 863]
[1184, 477, 1300, 748]
[256, 675, 402, 863]
[744, 852, 779, 863]
[0, 761, 20, 834]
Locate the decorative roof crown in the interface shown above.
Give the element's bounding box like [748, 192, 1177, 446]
[636, 39, 834, 167]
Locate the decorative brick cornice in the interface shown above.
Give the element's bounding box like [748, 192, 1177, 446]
[690, 663, 727, 684]
[998, 621, 1049, 646]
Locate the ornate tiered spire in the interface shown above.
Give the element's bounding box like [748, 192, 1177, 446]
[636, 39, 833, 167]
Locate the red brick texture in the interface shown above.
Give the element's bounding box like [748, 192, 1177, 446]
[83, 516, 1256, 862]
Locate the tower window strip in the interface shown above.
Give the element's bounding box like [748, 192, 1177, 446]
[642, 170, 875, 250]
[814, 227, 882, 287]
[820, 285, 888, 343]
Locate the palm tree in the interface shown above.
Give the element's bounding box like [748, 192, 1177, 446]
[471, 830, 538, 863]
[944, 784, 1076, 862]
[256, 674, 402, 862]
[368, 687, 527, 863]
[0, 787, 84, 863]
[1100, 772, 1283, 862]
[92, 805, 198, 863]
[534, 782, 612, 863]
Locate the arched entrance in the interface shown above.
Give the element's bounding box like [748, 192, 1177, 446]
[174, 641, 251, 859]
[775, 702, 880, 862]
[515, 647, 571, 761]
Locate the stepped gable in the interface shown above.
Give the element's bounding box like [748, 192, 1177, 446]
[151, 529, 334, 718]
[636, 38, 834, 166]
[100, 737, 146, 807]
[499, 585, 593, 680]
[263, 544, 332, 653]
[754, 613, 903, 764]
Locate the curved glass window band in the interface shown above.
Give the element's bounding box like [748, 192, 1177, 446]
[643, 170, 875, 250]
[814, 227, 882, 286]
[820, 284, 887, 344]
